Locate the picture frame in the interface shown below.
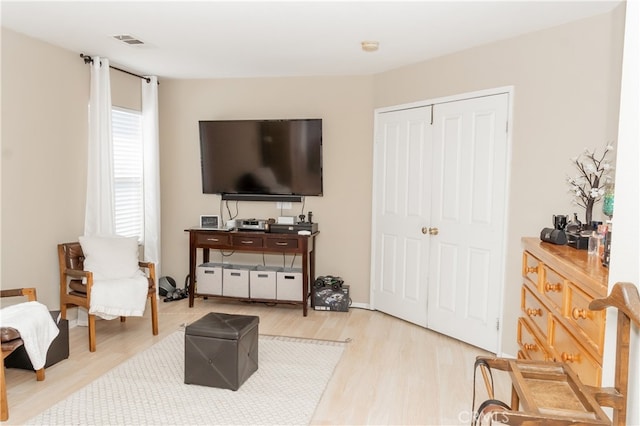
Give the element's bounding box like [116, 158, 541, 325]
[200, 215, 220, 229]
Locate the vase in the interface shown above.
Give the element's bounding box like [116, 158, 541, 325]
[585, 198, 594, 227]
[602, 184, 614, 218]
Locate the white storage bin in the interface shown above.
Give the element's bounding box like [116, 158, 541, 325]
[250, 266, 281, 300]
[196, 262, 223, 295]
[223, 264, 251, 298]
[276, 268, 303, 301]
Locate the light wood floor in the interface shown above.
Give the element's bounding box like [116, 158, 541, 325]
[3, 298, 510, 425]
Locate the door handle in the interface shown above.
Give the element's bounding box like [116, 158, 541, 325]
[422, 227, 439, 235]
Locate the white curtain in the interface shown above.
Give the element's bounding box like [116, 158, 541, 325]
[80, 56, 113, 326]
[84, 56, 115, 236]
[142, 76, 162, 278]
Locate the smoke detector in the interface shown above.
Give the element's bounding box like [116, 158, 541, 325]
[361, 41, 379, 52]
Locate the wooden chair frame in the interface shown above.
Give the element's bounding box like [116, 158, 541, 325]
[57, 242, 159, 353]
[1, 287, 45, 422]
[475, 282, 640, 426]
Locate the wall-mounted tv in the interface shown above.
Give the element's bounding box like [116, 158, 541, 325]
[199, 119, 323, 202]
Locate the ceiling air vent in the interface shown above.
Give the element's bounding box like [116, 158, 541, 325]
[112, 34, 144, 45]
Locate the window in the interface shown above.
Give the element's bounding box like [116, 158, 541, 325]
[112, 107, 144, 241]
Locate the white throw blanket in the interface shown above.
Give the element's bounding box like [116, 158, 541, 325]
[0, 301, 59, 370]
[89, 272, 149, 320]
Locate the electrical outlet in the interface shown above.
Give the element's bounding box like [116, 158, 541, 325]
[276, 202, 292, 210]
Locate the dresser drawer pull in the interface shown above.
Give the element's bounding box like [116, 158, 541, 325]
[525, 266, 538, 273]
[571, 307, 590, 320]
[526, 308, 542, 317]
[524, 343, 538, 352]
[206, 238, 220, 242]
[561, 352, 581, 363]
[544, 282, 562, 292]
[240, 240, 255, 245]
[275, 242, 289, 246]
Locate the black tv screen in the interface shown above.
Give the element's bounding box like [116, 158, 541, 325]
[199, 119, 323, 201]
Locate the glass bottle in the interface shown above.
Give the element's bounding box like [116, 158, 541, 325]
[588, 231, 599, 256]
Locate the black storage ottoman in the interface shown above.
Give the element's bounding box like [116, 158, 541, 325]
[4, 310, 69, 370]
[184, 312, 259, 391]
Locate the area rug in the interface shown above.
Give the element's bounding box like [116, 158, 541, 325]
[26, 331, 347, 425]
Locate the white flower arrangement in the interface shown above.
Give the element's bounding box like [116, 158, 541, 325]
[567, 144, 615, 224]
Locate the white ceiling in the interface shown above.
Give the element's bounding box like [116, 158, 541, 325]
[1, 1, 622, 80]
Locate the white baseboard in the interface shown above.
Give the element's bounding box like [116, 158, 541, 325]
[350, 302, 373, 310]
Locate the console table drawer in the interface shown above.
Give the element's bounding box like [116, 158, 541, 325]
[265, 238, 299, 249]
[231, 235, 264, 248]
[196, 233, 230, 246]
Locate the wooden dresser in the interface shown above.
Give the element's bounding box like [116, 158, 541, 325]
[518, 237, 609, 386]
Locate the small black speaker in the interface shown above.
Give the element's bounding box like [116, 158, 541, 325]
[540, 227, 567, 245]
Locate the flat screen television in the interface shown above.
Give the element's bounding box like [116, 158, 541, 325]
[199, 119, 323, 202]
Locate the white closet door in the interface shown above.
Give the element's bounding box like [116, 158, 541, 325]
[427, 93, 509, 352]
[370, 106, 432, 326]
[371, 91, 510, 353]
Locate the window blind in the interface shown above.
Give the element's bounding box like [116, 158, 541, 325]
[112, 107, 144, 240]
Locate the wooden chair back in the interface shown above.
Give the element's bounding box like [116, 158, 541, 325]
[588, 282, 640, 425]
[58, 242, 85, 272]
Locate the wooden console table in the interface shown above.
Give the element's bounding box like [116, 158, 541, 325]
[185, 228, 318, 316]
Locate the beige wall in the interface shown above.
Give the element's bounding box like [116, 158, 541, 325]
[373, 8, 624, 354]
[1, 29, 88, 307]
[158, 77, 374, 302]
[0, 5, 625, 359]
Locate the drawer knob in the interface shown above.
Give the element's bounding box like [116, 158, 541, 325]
[525, 266, 538, 274]
[571, 307, 589, 320]
[526, 307, 542, 317]
[544, 282, 562, 292]
[524, 343, 538, 352]
[561, 352, 581, 363]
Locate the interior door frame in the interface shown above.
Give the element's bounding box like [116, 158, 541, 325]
[370, 86, 514, 355]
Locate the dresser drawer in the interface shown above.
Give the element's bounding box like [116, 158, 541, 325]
[521, 285, 549, 336]
[565, 282, 606, 357]
[522, 251, 541, 285]
[550, 318, 601, 387]
[517, 318, 551, 361]
[231, 235, 264, 248]
[265, 237, 299, 250]
[541, 265, 565, 311]
[196, 233, 230, 247]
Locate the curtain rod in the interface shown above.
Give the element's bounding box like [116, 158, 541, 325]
[80, 53, 158, 84]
